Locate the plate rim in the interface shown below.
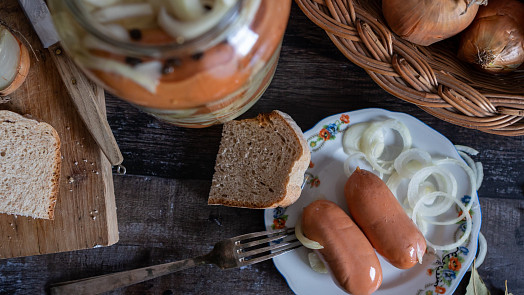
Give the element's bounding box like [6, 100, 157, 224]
[265, 108, 482, 295]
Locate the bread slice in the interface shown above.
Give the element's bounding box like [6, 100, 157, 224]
[208, 110, 311, 208]
[0, 110, 61, 219]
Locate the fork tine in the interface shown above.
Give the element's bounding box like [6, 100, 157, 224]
[239, 238, 299, 258]
[239, 231, 295, 248]
[233, 227, 294, 242]
[239, 240, 302, 266]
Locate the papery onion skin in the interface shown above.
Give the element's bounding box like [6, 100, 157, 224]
[382, 0, 484, 46]
[0, 26, 30, 96]
[457, 0, 524, 73]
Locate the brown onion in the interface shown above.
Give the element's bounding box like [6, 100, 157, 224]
[0, 25, 30, 96]
[382, 0, 487, 46]
[457, 0, 524, 73]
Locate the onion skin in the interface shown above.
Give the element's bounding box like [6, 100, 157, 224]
[382, 0, 483, 46]
[0, 29, 30, 96]
[457, 0, 524, 73]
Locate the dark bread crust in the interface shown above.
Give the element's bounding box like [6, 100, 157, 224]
[208, 110, 310, 209]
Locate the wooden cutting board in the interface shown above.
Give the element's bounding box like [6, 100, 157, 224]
[0, 0, 118, 258]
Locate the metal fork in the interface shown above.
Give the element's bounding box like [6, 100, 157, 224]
[50, 228, 300, 295]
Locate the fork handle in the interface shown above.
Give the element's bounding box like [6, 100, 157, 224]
[49, 256, 208, 295]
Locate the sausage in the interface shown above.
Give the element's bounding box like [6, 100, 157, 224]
[344, 168, 426, 269]
[302, 200, 382, 295]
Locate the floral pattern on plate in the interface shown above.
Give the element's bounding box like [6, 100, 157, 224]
[307, 113, 350, 151]
[264, 109, 481, 295]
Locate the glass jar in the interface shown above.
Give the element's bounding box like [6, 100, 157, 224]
[48, 0, 291, 127]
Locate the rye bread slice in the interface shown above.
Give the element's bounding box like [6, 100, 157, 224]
[208, 110, 310, 208]
[0, 110, 61, 219]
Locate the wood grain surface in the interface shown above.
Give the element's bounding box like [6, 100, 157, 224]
[0, 1, 118, 258]
[1, 2, 523, 295]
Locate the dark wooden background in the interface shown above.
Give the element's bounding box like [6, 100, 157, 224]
[1, 3, 523, 295]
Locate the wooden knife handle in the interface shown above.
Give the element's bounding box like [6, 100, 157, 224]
[49, 256, 207, 295]
[48, 43, 123, 166]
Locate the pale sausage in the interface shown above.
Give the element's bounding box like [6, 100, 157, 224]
[302, 200, 382, 295]
[344, 168, 426, 269]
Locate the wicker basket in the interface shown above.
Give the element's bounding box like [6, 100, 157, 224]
[295, 0, 524, 136]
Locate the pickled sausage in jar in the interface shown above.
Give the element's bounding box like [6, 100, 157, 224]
[302, 200, 382, 295]
[344, 168, 426, 269]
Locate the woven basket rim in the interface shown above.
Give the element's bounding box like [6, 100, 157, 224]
[295, 0, 524, 136]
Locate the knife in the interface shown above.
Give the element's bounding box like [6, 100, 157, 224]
[18, 0, 124, 167]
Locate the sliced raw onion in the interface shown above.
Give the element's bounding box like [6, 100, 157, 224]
[342, 122, 370, 154]
[308, 252, 328, 273]
[455, 145, 479, 156]
[434, 158, 476, 211]
[361, 119, 412, 160]
[343, 151, 370, 178]
[475, 162, 484, 190]
[0, 27, 21, 90]
[474, 232, 487, 268]
[385, 172, 402, 196]
[394, 148, 432, 178]
[0, 26, 29, 96]
[342, 120, 483, 256]
[295, 216, 324, 250]
[412, 191, 472, 251]
[407, 166, 457, 215]
[458, 151, 478, 181]
[360, 119, 412, 175]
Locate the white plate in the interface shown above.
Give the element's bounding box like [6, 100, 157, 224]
[264, 108, 481, 295]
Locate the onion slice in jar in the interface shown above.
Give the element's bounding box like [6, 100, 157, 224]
[83, 0, 119, 8]
[166, 0, 206, 22]
[93, 4, 154, 23]
[78, 55, 161, 93]
[158, 0, 237, 41]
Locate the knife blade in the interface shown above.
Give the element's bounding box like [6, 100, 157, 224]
[18, 0, 124, 166]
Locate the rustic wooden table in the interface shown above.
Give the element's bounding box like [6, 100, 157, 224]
[1, 3, 523, 295]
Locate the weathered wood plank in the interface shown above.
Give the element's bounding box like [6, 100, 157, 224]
[0, 0, 117, 259]
[0, 176, 522, 294]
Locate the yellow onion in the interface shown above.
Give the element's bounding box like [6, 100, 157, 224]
[457, 0, 524, 73]
[382, 0, 487, 46]
[0, 25, 30, 96]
